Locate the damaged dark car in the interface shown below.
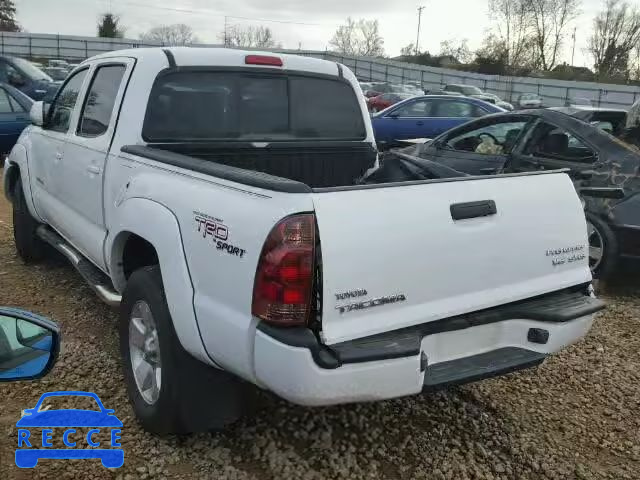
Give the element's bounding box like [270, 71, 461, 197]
[367, 109, 640, 279]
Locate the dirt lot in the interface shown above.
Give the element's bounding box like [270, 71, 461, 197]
[0, 181, 639, 480]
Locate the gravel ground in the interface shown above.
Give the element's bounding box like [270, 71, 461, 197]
[0, 181, 639, 480]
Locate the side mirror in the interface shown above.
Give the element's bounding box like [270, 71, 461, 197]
[387, 112, 399, 119]
[0, 308, 60, 382]
[29, 101, 44, 127]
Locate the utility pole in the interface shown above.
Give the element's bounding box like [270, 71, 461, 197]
[415, 6, 425, 56]
[571, 27, 577, 66]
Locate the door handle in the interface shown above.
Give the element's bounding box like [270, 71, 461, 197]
[450, 200, 497, 220]
[416, 121, 424, 126]
[87, 165, 102, 175]
[55, 152, 63, 160]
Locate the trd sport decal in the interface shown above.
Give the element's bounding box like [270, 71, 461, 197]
[194, 211, 246, 259]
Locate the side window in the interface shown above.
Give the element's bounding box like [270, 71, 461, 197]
[445, 120, 529, 154]
[47, 69, 88, 133]
[0, 89, 13, 114]
[433, 100, 474, 118]
[7, 93, 25, 112]
[392, 99, 433, 117]
[6, 64, 26, 89]
[524, 122, 596, 163]
[77, 65, 126, 137]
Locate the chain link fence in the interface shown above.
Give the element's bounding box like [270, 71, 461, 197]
[3, 31, 639, 109]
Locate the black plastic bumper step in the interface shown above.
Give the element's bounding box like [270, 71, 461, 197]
[423, 347, 546, 389]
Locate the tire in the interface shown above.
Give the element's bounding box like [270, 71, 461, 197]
[585, 211, 618, 280]
[12, 180, 46, 263]
[120, 265, 245, 434]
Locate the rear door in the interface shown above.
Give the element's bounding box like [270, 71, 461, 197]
[381, 98, 436, 141]
[53, 59, 133, 268]
[312, 171, 591, 344]
[511, 120, 599, 173]
[428, 98, 481, 137]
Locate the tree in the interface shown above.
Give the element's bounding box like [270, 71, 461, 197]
[0, 0, 20, 32]
[529, 0, 581, 71]
[588, 0, 640, 78]
[488, 0, 535, 69]
[220, 25, 279, 49]
[329, 18, 384, 57]
[400, 43, 416, 56]
[97, 13, 124, 38]
[473, 34, 510, 74]
[439, 38, 473, 63]
[140, 24, 198, 45]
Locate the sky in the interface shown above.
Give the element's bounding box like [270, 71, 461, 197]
[15, 0, 609, 67]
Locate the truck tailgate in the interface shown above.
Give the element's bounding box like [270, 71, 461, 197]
[312, 172, 592, 345]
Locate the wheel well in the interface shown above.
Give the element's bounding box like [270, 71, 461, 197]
[121, 234, 159, 280]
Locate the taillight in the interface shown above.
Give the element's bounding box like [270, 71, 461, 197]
[252, 214, 315, 327]
[245, 55, 283, 67]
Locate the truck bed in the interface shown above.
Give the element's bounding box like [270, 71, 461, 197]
[123, 142, 377, 189]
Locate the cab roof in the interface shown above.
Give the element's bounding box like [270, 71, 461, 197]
[87, 47, 344, 79]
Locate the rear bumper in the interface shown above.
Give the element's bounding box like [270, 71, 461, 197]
[253, 289, 604, 406]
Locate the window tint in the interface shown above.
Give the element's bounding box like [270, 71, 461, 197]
[446, 120, 528, 154]
[48, 69, 88, 133]
[78, 65, 126, 137]
[525, 122, 596, 163]
[143, 72, 365, 141]
[0, 90, 13, 113]
[393, 99, 433, 117]
[433, 100, 474, 118]
[5, 64, 26, 89]
[7, 92, 24, 112]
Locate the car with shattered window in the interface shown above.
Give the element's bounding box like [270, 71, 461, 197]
[373, 109, 640, 279]
[550, 106, 628, 137]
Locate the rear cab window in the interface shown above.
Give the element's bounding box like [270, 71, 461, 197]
[142, 71, 366, 142]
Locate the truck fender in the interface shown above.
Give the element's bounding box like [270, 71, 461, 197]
[3, 145, 44, 222]
[106, 197, 216, 367]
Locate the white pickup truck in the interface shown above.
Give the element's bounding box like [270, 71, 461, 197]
[4, 48, 604, 434]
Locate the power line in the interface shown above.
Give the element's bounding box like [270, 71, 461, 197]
[100, 0, 335, 27]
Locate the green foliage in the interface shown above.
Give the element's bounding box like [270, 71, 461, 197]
[97, 13, 124, 39]
[0, 0, 20, 32]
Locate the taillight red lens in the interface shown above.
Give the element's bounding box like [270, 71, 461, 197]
[245, 54, 283, 67]
[252, 214, 315, 327]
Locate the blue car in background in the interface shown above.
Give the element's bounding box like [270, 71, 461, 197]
[371, 95, 505, 146]
[0, 83, 33, 154]
[0, 55, 58, 101]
